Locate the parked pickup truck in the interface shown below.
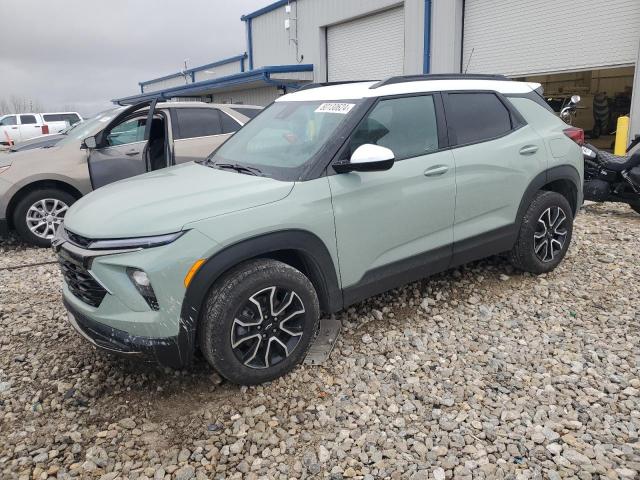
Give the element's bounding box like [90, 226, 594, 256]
[0, 112, 83, 144]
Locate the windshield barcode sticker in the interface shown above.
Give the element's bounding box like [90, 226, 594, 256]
[315, 103, 355, 114]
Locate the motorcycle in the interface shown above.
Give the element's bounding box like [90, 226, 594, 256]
[559, 94, 581, 126]
[582, 142, 640, 214]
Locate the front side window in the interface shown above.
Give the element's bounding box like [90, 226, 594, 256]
[175, 108, 222, 139]
[0, 116, 17, 126]
[106, 116, 146, 146]
[20, 115, 37, 125]
[209, 100, 360, 180]
[447, 92, 512, 145]
[348, 95, 439, 159]
[56, 107, 123, 147]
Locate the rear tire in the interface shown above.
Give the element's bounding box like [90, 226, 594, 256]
[509, 191, 573, 274]
[13, 188, 76, 248]
[199, 259, 320, 385]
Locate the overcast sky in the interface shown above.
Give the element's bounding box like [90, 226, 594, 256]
[0, 0, 267, 115]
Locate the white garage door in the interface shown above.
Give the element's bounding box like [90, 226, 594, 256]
[327, 7, 405, 82]
[463, 0, 640, 76]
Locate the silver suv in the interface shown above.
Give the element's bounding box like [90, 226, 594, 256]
[0, 101, 261, 246]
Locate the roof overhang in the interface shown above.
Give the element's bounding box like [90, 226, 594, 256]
[113, 64, 314, 105]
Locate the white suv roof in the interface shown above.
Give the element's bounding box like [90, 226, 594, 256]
[280, 77, 541, 102]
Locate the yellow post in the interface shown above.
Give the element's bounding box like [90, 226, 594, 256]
[614, 115, 630, 155]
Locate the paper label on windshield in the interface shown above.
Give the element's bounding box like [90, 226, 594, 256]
[315, 103, 355, 114]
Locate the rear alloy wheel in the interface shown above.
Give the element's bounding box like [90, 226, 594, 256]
[13, 188, 76, 247]
[533, 206, 569, 263]
[509, 191, 573, 274]
[199, 259, 320, 385]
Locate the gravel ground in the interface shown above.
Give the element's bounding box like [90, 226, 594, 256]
[0, 203, 639, 480]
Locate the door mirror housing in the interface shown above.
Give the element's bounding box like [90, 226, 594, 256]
[83, 136, 97, 149]
[334, 144, 395, 173]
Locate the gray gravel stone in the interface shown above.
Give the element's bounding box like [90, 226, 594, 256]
[1, 203, 639, 479]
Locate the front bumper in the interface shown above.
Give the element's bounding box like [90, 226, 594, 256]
[53, 228, 218, 369]
[63, 298, 189, 368]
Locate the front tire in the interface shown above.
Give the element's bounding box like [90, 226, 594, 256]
[13, 188, 76, 247]
[509, 191, 573, 274]
[630, 203, 640, 215]
[199, 259, 320, 385]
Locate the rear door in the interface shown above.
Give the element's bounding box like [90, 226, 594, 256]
[172, 107, 238, 163]
[87, 101, 154, 189]
[18, 114, 42, 141]
[443, 91, 547, 260]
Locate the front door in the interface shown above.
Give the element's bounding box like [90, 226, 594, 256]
[88, 114, 149, 189]
[86, 101, 159, 189]
[328, 94, 456, 304]
[0, 115, 21, 143]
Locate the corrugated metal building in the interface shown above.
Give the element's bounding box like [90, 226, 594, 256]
[114, 0, 640, 143]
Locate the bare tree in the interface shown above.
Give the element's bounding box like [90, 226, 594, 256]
[4, 95, 45, 114]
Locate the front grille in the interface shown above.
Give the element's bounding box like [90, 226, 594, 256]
[58, 254, 107, 308]
[65, 229, 92, 248]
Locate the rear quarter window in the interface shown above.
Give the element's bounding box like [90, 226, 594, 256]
[230, 107, 261, 120]
[506, 97, 565, 130]
[446, 92, 513, 145]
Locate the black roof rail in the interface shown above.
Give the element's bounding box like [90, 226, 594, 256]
[370, 73, 511, 89]
[297, 80, 377, 91]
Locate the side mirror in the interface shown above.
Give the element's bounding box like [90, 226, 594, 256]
[333, 144, 395, 174]
[570, 94, 581, 104]
[83, 136, 97, 149]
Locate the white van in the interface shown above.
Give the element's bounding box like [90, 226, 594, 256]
[0, 112, 83, 144]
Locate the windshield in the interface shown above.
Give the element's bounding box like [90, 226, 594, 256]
[208, 100, 361, 180]
[56, 107, 123, 146]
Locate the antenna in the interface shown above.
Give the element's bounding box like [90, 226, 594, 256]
[181, 59, 190, 84]
[464, 48, 474, 74]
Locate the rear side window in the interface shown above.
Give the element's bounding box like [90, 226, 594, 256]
[447, 93, 512, 146]
[174, 108, 222, 139]
[220, 112, 241, 134]
[349, 95, 439, 159]
[20, 115, 37, 124]
[0, 116, 17, 126]
[230, 107, 261, 120]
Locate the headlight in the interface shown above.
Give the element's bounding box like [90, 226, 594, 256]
[127, 268, 159, 310]
[0, 165, 10, 175]
[87, 231, 185, 250]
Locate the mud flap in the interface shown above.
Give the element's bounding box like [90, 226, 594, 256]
[304, 315, 341, 365]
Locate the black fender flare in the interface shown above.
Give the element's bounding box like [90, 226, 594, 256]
[178, 229, 343, 354]
[516, 164, 582, 226]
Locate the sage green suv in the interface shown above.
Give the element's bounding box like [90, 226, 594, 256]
[54, 74, 583, 385]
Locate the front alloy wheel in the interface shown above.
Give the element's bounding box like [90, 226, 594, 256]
[199, 259, 320, 385]
[231, 286, 306, 369]
[26, 198, 69, 240]
[533, 206, 568, 263]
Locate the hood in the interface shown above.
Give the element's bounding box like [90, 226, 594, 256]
[1, 140, 77, 166]
[64, 162, 294, 238]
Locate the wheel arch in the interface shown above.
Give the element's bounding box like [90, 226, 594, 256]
[517, 165, 582, 226]
[6, 179, 83, 229]
[180, 229, 343, 341]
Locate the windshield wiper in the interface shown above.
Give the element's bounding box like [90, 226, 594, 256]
[211, 162, 263, 176]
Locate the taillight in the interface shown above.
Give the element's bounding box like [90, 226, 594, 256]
[563, 127, 584, 145]
[42, 125, 49, 134]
